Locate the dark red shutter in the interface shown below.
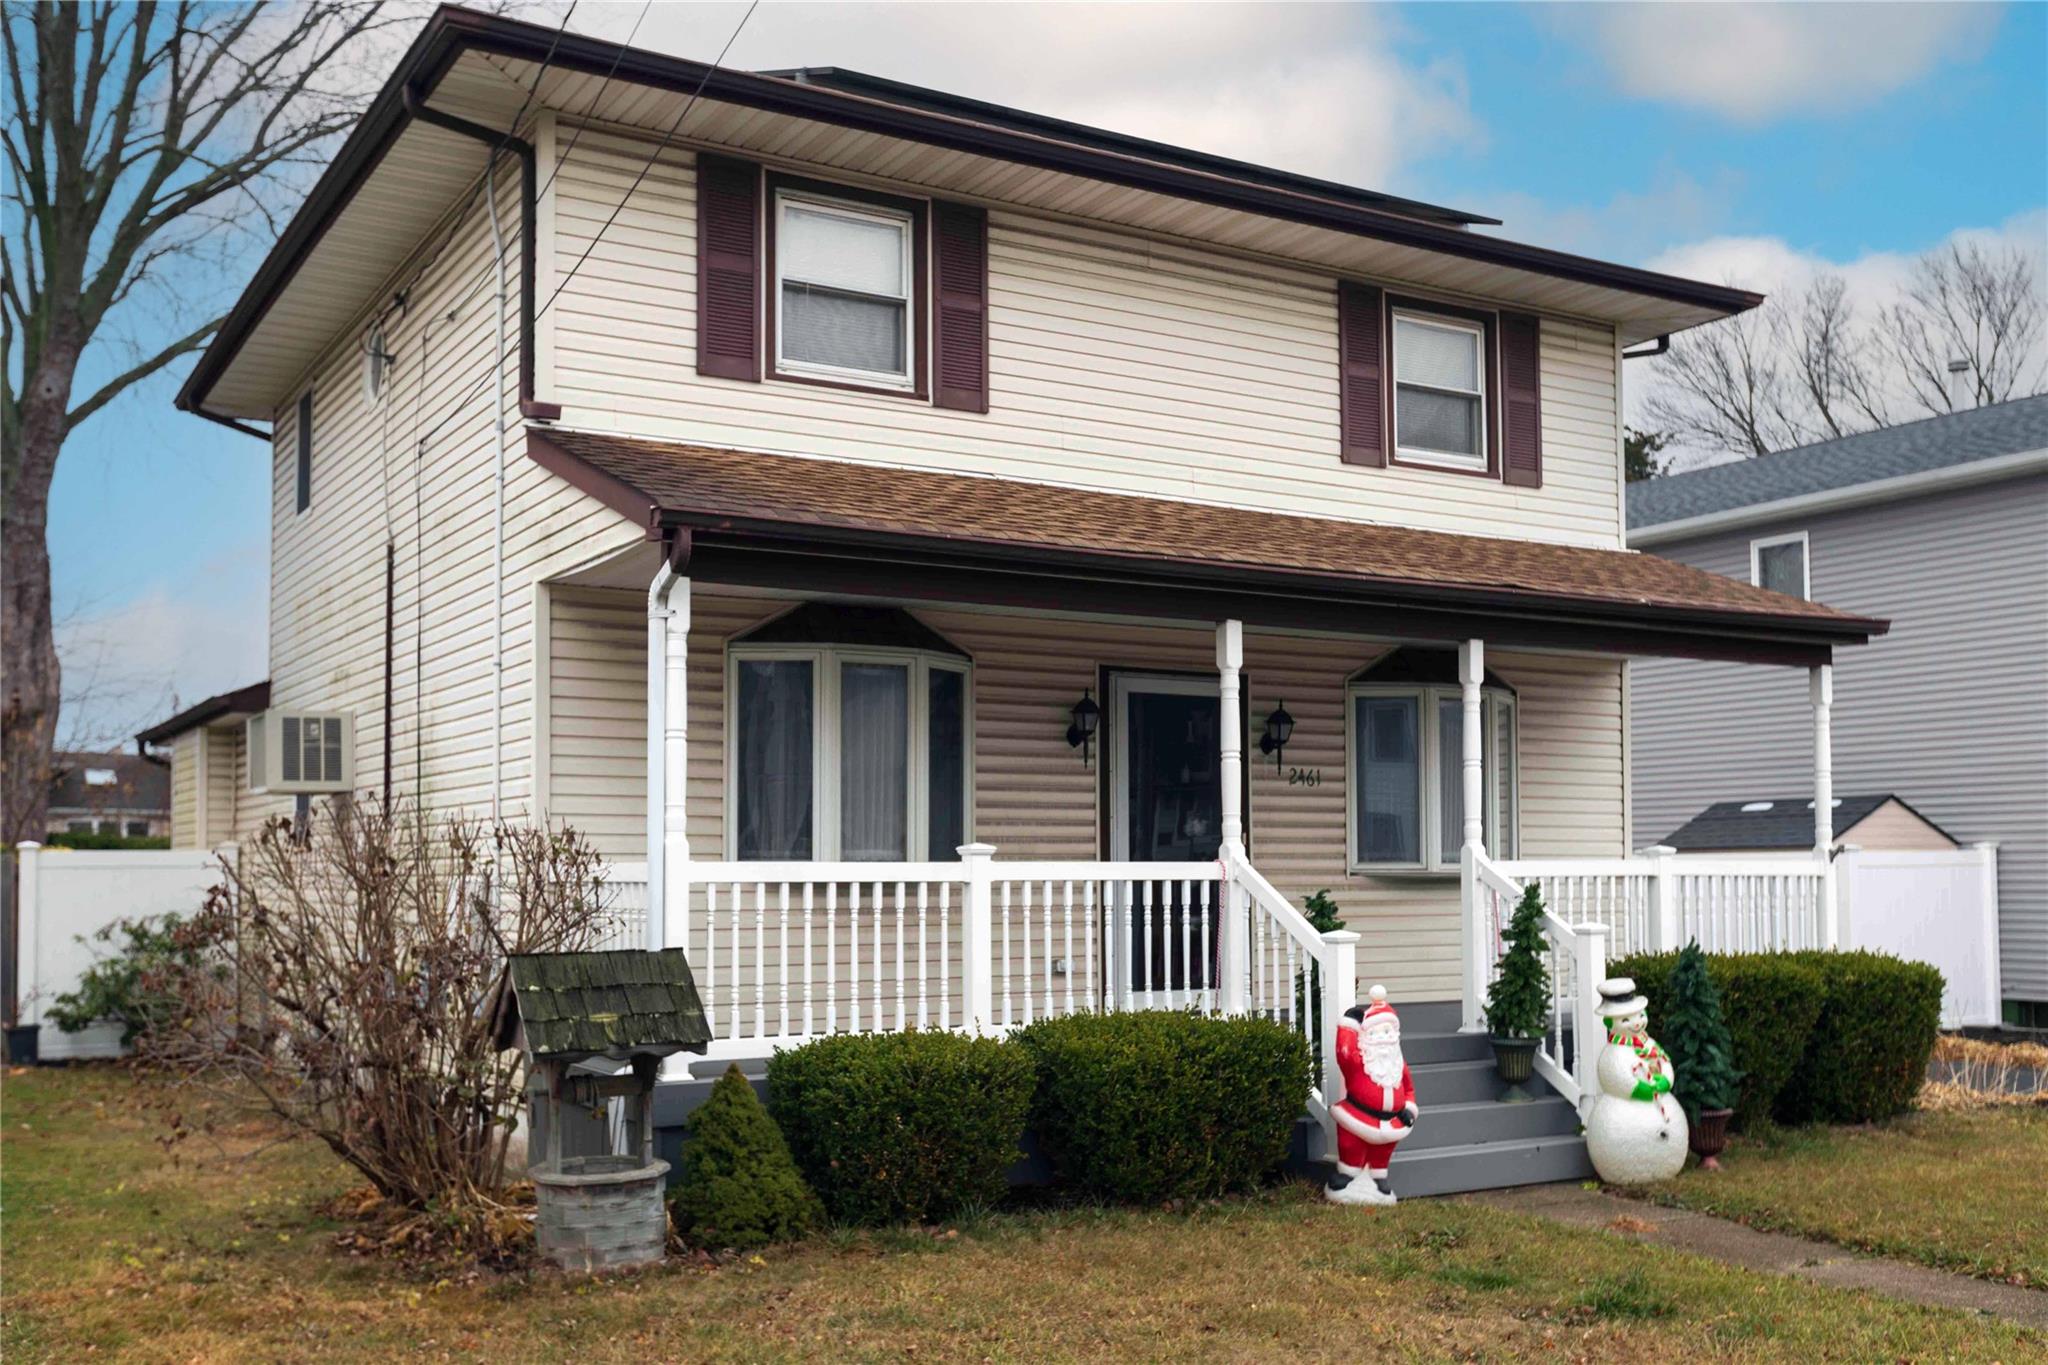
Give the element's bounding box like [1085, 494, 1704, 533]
[1338, 282, 1386, 466]
[696, 154, 760, 381]
[932, 202, 989, 413]
[1500, 311, 1543, 488]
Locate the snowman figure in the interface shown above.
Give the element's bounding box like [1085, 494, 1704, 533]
[1583, 977, 1687, 1184]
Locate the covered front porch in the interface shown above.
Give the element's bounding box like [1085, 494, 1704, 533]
[530, 428, 1882, 1177]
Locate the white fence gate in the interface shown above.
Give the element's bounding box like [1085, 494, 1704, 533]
[1839, 844, 2001, 1028]
[12, 843, 233, 1060]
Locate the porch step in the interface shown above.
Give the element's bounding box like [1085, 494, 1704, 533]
[1401, 1096, 1580, 1152]
[1405, 1058, 1510, 1104]
[1399, 1029, 1494, 1066]
[1389, 1133, 1595, 1198]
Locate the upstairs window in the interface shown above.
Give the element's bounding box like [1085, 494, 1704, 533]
[1391, 307, 1489, 472]
[728, 605, 970, 862]
[772, 187, 918, 391]
[1751, 531, 1809, 599]
[295, 390, 313, 513]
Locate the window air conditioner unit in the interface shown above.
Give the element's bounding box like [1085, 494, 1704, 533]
[246, 710, 355, 794]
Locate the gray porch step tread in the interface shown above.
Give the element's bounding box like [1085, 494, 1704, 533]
[1399, 1030, 1494, 1065]
[1401, 1096, 1580, 1151]
[1390, 1134, 1594, 1199]
[1407, 1057, 1515, 1104]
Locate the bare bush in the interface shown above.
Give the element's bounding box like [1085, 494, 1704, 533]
[146, 799, 609, 1212]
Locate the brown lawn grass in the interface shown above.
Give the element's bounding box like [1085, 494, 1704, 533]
[4, 1065, 2041, 1362]
[1624, 1104, 2048, 1290]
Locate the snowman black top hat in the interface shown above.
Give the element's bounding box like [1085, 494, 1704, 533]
[1596, 976, 1648, 1020]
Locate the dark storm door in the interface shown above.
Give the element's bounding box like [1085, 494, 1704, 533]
[1110, 676, 1223, 1007]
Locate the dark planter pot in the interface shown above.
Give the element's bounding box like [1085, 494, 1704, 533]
[1490, 1035, 1539, 1102]
[1690, 1107, 1734, 1170]
[5, 1024, 40, 1066]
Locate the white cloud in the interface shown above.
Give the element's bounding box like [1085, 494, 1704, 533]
[588, 2, 1484, 191]
[1550, 2, 2001, 123]
[57, 540, 270, 750]
[1478, 166, 1746, 260]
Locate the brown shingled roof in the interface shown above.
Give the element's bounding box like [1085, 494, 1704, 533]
[531, 429, 1884, 642]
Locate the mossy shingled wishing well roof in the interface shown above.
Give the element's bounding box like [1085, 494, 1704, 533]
[500, 949, 711, 1060]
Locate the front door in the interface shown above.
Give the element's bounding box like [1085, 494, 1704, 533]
[1110, 675, 1223, 1005]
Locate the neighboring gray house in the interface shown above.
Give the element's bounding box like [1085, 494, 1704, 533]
[1629, 397, 2048, 1025]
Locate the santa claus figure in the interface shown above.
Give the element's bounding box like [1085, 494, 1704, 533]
[1327, 984, 1417, 1206]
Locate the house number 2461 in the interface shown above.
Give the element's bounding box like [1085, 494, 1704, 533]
[1286, 767, 1322, 787]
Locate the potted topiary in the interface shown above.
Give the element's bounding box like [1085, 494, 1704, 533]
[1663, 941, 1741, 1169]
[1483, 885, 1550, 1101]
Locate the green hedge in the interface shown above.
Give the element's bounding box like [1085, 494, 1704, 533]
[1612, 948, 1940, 1128]
[1011, 1011, 1312, 1204]
[767, 1029, 1034, 1225]
[1776, 950, 1942, 1124]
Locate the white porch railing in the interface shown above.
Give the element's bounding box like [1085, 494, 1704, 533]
[1468, 846, 1831, 1112]
[594, 847, 1356, 1136]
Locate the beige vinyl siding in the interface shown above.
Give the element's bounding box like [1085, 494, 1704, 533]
[547, 586, 1626, 1003]
[544, 129, 1626, 550]
[1844, 799, 1957, 852]
[202, 728, 240, 847]
[1632, 473, 2048, 1004]
[169, 732, 201, 848]
[247, 122, 643, 839]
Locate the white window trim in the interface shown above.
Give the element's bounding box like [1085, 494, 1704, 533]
[1344, 682, 1518, 874]
[724, 643, 972, 862]
[1390, 308, 1489, 472]
[772, 188, 917, 391]
[1749, 530, 1811, 599]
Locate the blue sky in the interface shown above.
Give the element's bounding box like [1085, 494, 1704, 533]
[47, 1, 2048, 745]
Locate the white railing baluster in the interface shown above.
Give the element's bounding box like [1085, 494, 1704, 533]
[939, 881, 951, 1031]
[703, 883, 719, 1038]
[848, 881, 862, 1033]
[802, 884, 813, 1037]
[1062, 880, 1075, 1017]
[1043, 880, 1055, 1020]
[826, 882, 838, 1034]
[729, 883, 742, 1039]
[894, 880, 906, 1032]
[918, 881, 930, 1030]
[1199, 880, 1213, 1011]
[1002, 880, 1014, 1027]
[778, 882, 790, 1039]
[872, 881, 885, 1034]
[754, 883, 767, 1039]
[1177, 879, 1192, 1011]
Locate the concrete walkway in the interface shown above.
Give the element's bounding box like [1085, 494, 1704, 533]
[1464, 1183, 2048, 1331]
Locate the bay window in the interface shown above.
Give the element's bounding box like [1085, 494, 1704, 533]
[1348, 659, 1517, 871]
[729, 637, 970, 863]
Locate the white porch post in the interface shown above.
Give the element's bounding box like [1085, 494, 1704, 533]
[1811, 663, 1838, 948]
[1216, 619, 1249, 1014]
[1318, 929, 1360, 1154]
[1643, 844, 1681, 952]
[960, 843, 996, 1032]
[1458, 639, 1488, 1031]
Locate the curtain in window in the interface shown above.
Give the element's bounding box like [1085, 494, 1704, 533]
[737, 660, 814, 860]
[781, 202, 908, 374]
[1355, 696, 1420, 863]
[926, 668, 966, 861]
[840, 663, 909, 860]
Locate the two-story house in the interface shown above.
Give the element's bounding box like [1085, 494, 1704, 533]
[158, 7, 1883, 1193]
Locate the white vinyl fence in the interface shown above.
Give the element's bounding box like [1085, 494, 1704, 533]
[1839, 844, 2001, 1028]
[12, 843, 232, 1060]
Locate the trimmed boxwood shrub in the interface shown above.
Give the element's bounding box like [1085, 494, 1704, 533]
[1775, 950, 1942, 1124]
[672, 1064, 819, 1249]
[1613, 948, 1942, 1128]
[1612, 949, 1825, 1130]
[767, 1029, 1034, 1225]
[1011, 1010, 1313, 1204]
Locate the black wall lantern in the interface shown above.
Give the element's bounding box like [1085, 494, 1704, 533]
[1066, 689, 1101, 764]
[1258, 701, 1295, 770]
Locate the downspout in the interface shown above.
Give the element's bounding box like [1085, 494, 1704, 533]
[646, 558, 675, 950]
[646, 531, 691, 952]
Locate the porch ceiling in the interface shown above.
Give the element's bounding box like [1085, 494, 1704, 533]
[528, 428, 1886, 668]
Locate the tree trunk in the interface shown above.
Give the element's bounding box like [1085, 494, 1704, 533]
[2, 337, 78, 846]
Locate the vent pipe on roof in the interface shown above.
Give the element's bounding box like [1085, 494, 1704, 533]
[1948, 357, 1973, 410]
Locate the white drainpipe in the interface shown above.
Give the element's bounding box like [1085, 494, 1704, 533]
[646, 555, 690, 956]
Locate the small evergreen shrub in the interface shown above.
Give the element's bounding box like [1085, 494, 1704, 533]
[1294, 889, 1345, 1041]
[1011, 1010, 1312, 1204]
[1614, 949, 1826, 1129]
[1775, 950, 1942, 1124]
[672, 1065, 819, 1250]
[767, 1030, 1034, 1225]
[1484, 885, 1550, 1040]
[1660, 942, 1741, 1125]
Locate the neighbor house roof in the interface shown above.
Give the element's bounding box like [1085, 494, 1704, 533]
[496, 949, 711, 1061]
[177, 5, 1762, 423]
[48, 751, 171, 815]
[1660, 794, 1954, 852]
[136, 681, 271, 746]
[530, 429, 1886, 658]
[1629, 396, 2048, 541]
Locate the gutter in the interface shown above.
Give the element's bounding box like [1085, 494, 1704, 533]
[177, 4, 1760, 419]
[1629, 446, 2048, 547]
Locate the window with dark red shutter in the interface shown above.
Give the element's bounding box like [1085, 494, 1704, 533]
[696, 154, 761, 381]
[932, 202, 989, 413]
[1338, 282, 1386, 466]
[1500, 311, 1543, 488]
